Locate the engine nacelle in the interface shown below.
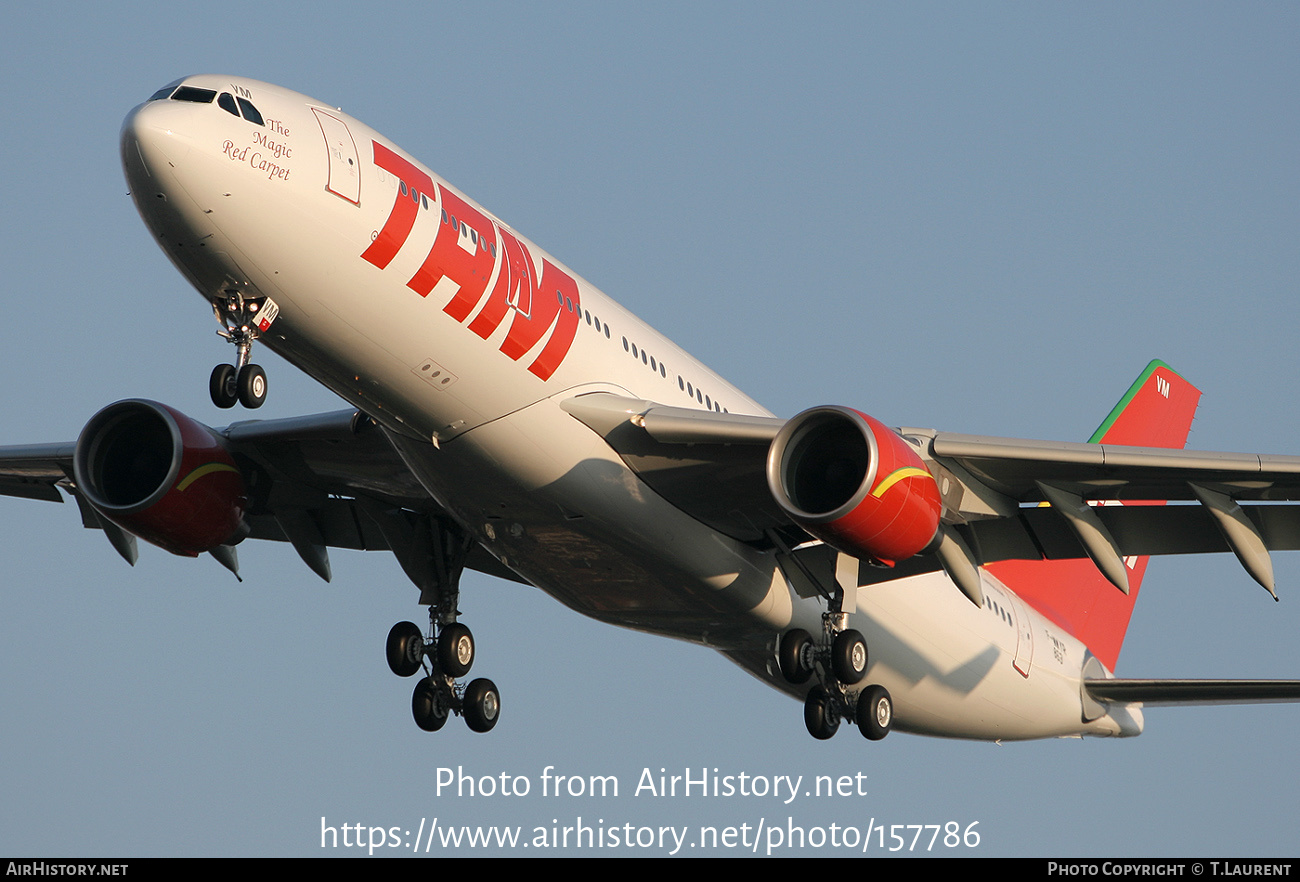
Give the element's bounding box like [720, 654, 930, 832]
[73, 400, 249, 556]
[766, 406, 941, 562]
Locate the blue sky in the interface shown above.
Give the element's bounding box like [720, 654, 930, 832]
[1, 2, 1298, 857]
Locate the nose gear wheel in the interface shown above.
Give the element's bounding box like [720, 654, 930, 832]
[209, 290, 271, 409]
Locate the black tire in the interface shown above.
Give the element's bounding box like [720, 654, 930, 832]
[463, 678, 500, 733]
[778, 629, 815, 684]
[832, 629, 868, 685]
[856, 684, 892, 741]
[438, 622, 475, 678]
[386, 621, 424, 677]
[237, 364, 267, 409]
[412, 677, 448, 732]
[210, 364, 237, 409]
[803, 685, 839, 740]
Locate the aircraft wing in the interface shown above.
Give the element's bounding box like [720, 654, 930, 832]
[561, 391, 1300, 594]
[0, 408, 523, 589]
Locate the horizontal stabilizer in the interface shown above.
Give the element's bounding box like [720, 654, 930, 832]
[1086, 678, 1300, 706]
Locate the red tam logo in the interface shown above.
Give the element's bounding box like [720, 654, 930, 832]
[362, 141, 579, 381]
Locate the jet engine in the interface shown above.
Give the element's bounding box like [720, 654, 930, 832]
[73, 400, 249, 556]
[766, 406, 941, 562]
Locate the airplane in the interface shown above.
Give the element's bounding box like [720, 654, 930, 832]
[4, 74, 1300, 743]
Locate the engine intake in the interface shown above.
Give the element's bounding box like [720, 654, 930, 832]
[766, 406, 941, 562]
[73, 400, 249, 556]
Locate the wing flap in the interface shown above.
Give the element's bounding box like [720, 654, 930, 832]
[964, 503, 1300, 561]
[0, 478, 65, 503]
[0, 442, 76, 503]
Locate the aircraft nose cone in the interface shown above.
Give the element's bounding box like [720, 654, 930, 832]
[119, 96, 220, 262]
[120, 99, 186, 192]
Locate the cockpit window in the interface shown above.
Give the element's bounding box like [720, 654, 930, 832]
[144, 81, 261, 124]
[171, 86, 217, 104]
[217, 92, 240, 117]
[215, 92, 265, 126]
[236, 97, 264, 126]
[148, 78, 185, 101]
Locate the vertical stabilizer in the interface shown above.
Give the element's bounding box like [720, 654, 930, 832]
[985, 360, 1201, 671]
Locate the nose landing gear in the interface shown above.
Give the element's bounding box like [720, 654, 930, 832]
[209, 290, 276, 409]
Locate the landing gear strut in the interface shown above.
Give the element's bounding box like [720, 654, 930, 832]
[768, 534, 894, 741]
[209, 289, 274, 409]
[380, 515, 500, 734]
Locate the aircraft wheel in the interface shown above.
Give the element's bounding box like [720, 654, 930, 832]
[412, 677, 448, 732]
[386, 621, 425, 677]
[803, 685, 839, 740]
[210, 364, 238, 409]
[856, 684, 892, 741]
[237, 364, 267, 409]
[463, 678, 500, 733]
[778, 629, 815, 684]
[437, 622, 475, 677]
[832, 629, 868, 685]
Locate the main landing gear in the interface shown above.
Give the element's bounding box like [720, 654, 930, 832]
[779, 619, 892, 742]
[380, 515, 500, 733]
[387, 618, 500, 733]
[209, 289, 273, 409]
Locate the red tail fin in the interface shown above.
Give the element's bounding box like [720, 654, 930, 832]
[984, 361, 1201, 671]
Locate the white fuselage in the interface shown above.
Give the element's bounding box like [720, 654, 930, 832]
[121, 75, 1139, 741]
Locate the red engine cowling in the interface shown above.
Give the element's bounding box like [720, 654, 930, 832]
[766, 406, 941, 563]
[73, 400, 249, 556]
